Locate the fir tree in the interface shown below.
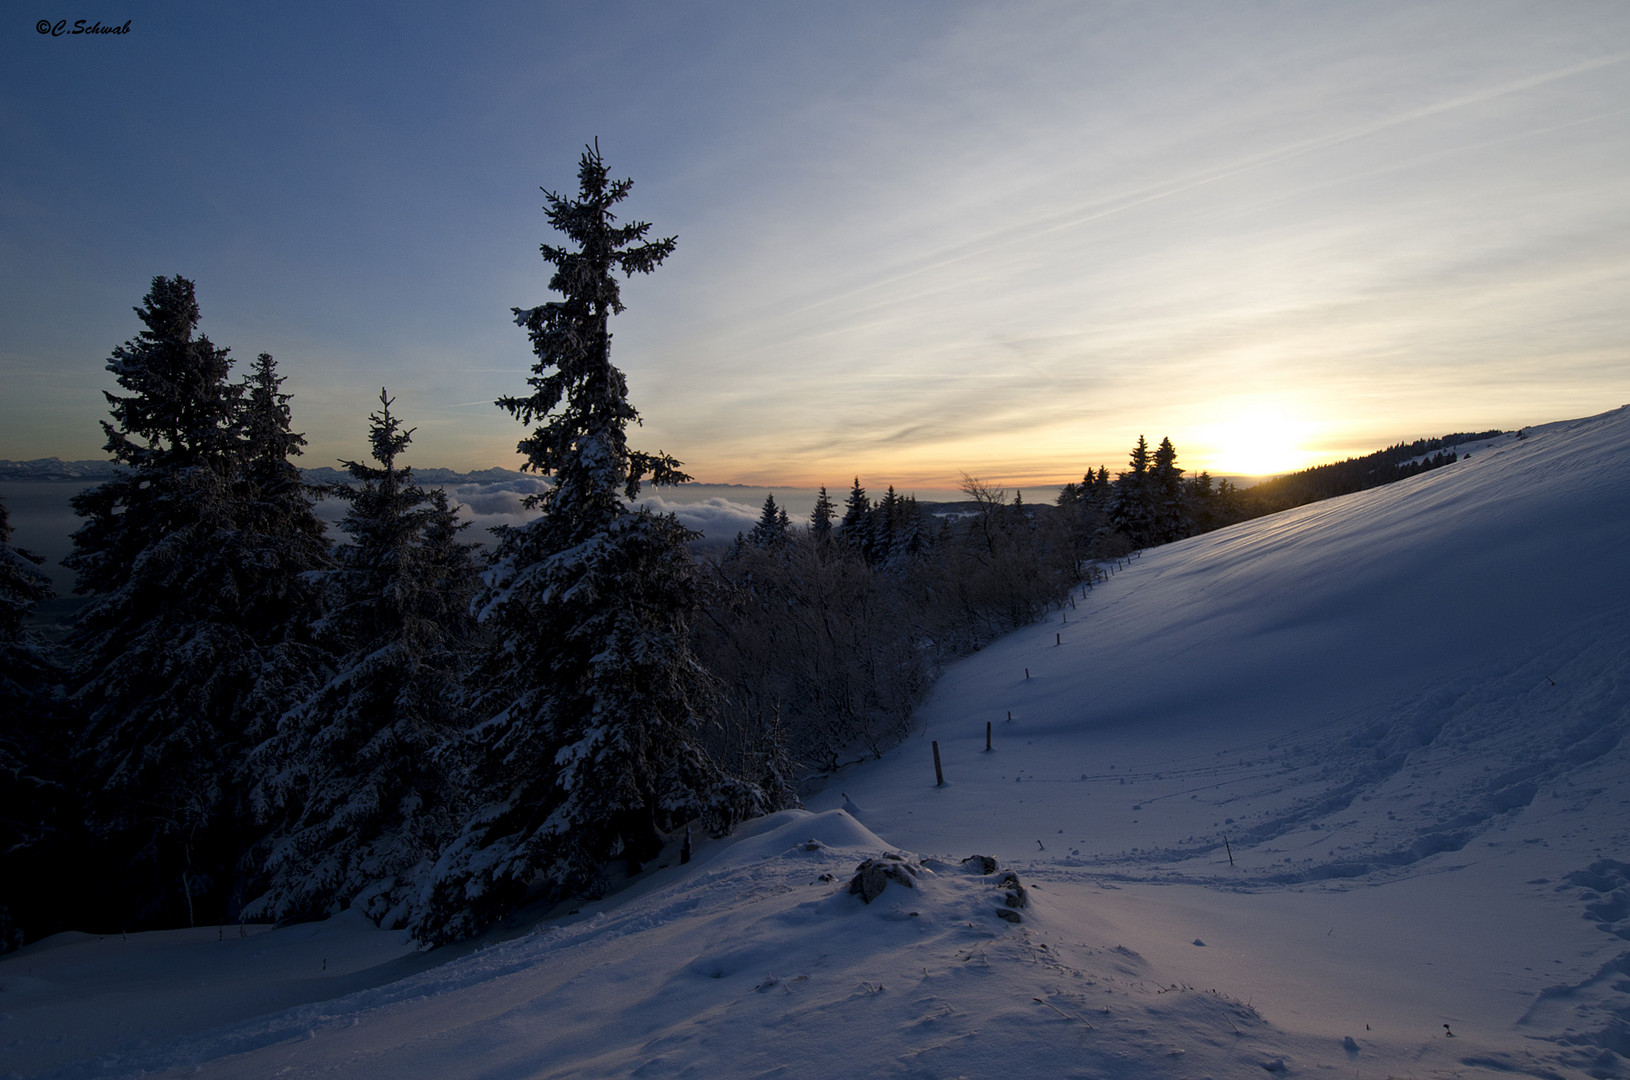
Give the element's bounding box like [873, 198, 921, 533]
[235, 354, 329, 611]
[1185, 470, 1218, 533]
[233, 353, 331, 740]
[249, 390, 474, 928]
[892, 493, 930, 562]
[63, 275, 260, 929]
[419, 487, 484, 640]
[1110, 435, 1155, 548]
[1128, 435, 1151, 475]
[869, 485, 901, 564]
[417, 144, 767, 945]
[809, 486, 835, 546]
[748, 493, 792, 550]
[1150, 436, 1187, 544]
[839, 478, 870, 551]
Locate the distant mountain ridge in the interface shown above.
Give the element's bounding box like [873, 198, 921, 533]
[0, 458, 537, 485]
[0, 458, 122, 481]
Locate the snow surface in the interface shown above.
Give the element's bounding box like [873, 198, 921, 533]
[4, 407, 1629, 1079]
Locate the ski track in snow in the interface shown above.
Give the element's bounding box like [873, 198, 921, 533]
[4, 407, 1630, 1079]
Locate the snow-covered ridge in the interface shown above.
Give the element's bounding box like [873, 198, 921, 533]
[3, 406, 1628, 1079]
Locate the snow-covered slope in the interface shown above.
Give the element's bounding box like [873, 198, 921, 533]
[4, 407, 1628, 1080]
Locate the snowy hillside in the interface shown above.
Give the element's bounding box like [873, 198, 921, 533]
[4, 407, 1628, 1080]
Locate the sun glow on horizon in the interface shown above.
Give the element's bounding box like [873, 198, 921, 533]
[1191, 401, 1326, 479]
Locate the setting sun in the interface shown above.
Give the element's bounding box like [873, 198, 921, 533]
[1192, 402, 1323, 478]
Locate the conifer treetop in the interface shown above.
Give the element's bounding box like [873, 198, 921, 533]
[342, 388, 415, 485]
[1127, 434, 1151, 475]
[240, 353, 308, 470]
[102, 275, 238, 472]
[501, 142, 686, 534]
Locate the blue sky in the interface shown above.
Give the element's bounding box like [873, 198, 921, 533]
[3, 1, 1627, 488]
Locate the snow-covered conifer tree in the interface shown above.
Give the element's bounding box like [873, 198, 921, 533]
[64, 275, 262, 928]
[1150, 436, 1187, 544]
[250, 390, 476, 928]
[868, 485, 902, 564]
[893, 493, 930, 562]
[233, 353, 331, 738]
[419, 487, 484, 638]
[1110, 435, 1155, 548]
[748, 493, 792, 550]
[809, 486, 835, 546]
[415, 145, 767, 945]
[839, 478, 870, 551]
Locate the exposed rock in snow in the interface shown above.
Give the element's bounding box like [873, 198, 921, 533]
[961, 854, 998, 874]
[848, 852, 929, 903]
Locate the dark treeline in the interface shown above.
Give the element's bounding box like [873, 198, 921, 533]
[1058, 433, 1240, 551]
[695, 476, 1088, 782]
[0, 146, 1496, 953]
[1234, 432, 1501, 516]
[1055, 426, 1500, 552]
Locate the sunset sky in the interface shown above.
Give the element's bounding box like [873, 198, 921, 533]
[3, 1, 1627, 489]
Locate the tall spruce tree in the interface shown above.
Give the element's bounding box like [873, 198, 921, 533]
[1091, 465, 1111, 503]
[419, 487, 484, 638]
[748, 493, 791, 550]
[839, 478, 870, 551]
[235, 354, 329, 620]
[1110, 434, 1155, 548]
[234, 353, 331, 740]
[249, 390, 475, 928]
[900, 494, 930, 560]
[64, 275, 257, 928]
[416, 144, 766, 945]
[809, 486, 836, 546]
[868, 485, 908, 565]
[1150, 436, 1187, 544]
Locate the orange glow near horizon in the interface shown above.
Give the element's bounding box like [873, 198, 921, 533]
[451, 405, 1509, 495]
[1186, 401, 1328, 480]
[456, 423, 1341, 494]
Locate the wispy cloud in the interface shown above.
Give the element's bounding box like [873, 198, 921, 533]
[3, 2, 1626, 482]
